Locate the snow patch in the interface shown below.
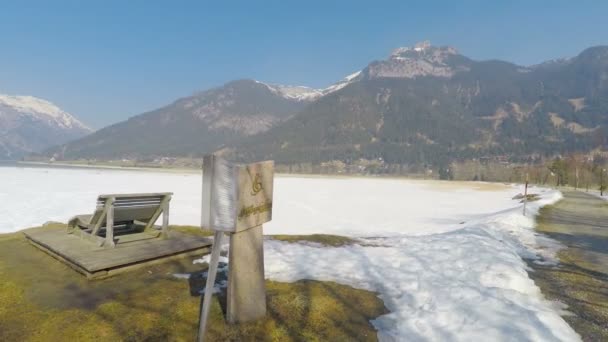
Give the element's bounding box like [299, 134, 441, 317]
[264, 189, 579, 341]
[319, 69, 362, 94]
[255, 69, 362, 102]
[260, 82, 324, 102]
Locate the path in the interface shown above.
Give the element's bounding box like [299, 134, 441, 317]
[531, 190, 608, 341]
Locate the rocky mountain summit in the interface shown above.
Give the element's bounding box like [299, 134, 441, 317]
[364, 41, 470, 79]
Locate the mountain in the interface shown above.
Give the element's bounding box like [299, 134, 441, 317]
[229, 42, 608, 168]
[39, 42, 608, 169]
[0, 94, 91, 159]
[42, 79, 323, 159]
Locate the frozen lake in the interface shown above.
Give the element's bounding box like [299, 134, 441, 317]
[1, 165, 579, 341]
[3, 165, 515, 235]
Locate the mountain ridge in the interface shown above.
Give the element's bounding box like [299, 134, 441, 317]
[37, 42, 608, 169]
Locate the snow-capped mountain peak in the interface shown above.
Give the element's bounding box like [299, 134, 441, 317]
[0, 93, 92, 158]
[389, 40, 458, 60]
[0, 94, 91, 131]
[390, 40, 433, 57]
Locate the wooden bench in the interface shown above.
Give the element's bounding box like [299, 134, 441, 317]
[67, 192, 172, 248]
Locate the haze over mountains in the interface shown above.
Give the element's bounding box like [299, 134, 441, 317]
[25, 41, 608, 168]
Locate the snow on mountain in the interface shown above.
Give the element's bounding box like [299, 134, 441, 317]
[0, 94, 91, 131]
[258, 70, 363, 102]
[257, 41, 466, 101]
[322, 70, 362, 94]
[0, 94, 92, 158]
[259, 82, 324, 102]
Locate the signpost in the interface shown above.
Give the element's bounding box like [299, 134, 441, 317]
[523, 173, 529, 216]
[198, 155, 274, 341]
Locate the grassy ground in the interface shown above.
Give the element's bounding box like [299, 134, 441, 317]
[173, 227, 360, 247]
[268, 234, 359, 247]
[0, 225, 387, 341]
[530, 191, 608, 341]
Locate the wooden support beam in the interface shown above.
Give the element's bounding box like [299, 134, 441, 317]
[198, 230, 224, 342]
[161, 200, 170, 239]
[104, 197, 116, 248]
[91, 205, 108, 236]
[143, 195, 172, 232]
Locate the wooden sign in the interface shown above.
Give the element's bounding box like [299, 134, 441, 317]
[201, 155, 274, 232]
[198, 155, 273, 341]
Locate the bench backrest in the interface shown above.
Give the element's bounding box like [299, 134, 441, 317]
[95, 193, 172, 224]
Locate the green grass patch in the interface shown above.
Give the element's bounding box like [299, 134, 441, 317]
[173, 227, 360, 248]
[0, 225, 386, 341]
[269, 234, 359, 247]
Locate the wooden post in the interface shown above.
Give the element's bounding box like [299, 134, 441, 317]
[601, 169, 604, 196]
[198, 156, 273, 340]
[201, 155, 214, 230]
[197, 231, 224, 342]
[523, 179, 528, 216]
[162, 200, 170, 239]
[105, 197, 116, 248]
[227, 225, 266, 323]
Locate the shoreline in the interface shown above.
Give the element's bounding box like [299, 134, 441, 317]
[10, 161, 517, 192]
[13, 161, 519, 187]
[14, 160, 202, 174]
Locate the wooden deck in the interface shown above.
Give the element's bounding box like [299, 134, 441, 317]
[24, 228, 212, 279]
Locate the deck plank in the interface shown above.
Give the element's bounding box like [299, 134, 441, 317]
[24, 228, 212, 276]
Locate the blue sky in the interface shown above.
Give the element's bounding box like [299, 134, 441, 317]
[1, 1, 607, 128]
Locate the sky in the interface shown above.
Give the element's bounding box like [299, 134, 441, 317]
[0, 0, 607, 128]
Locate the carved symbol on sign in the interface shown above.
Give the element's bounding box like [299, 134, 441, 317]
[250, 172, 263, 196]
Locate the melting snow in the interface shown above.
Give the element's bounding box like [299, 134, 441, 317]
[1, 166, 580, 341]
[264, 190, 578, 341]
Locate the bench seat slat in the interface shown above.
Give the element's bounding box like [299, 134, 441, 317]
[113, 197, 164, 202]
[113, 200, 163, 206]
[99, 198, 164, 203]
[97, 192, 172, 199]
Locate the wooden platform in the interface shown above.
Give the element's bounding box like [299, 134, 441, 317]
[24, 229, 212, 279]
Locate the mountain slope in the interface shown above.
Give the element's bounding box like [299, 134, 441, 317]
[0, 95, 91, 159]
[44, 79, 317, 159]
[230, 44, 608, 166]
[40, 42, 608, 168]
